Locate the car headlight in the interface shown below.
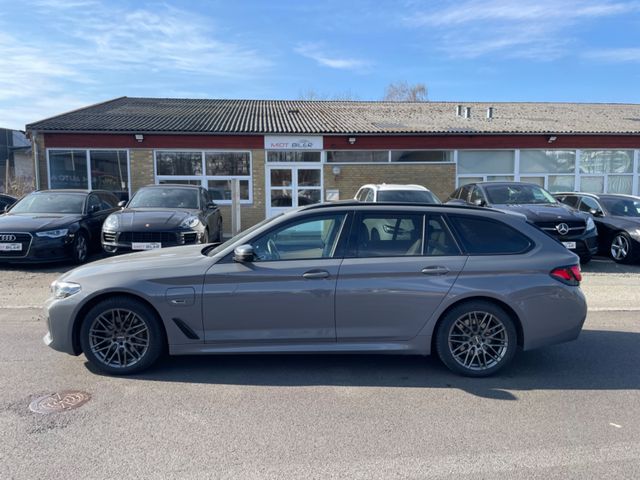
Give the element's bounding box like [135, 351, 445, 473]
[103, 215, 119, 230]
[50, 280, 81, 299]
[586, 217, 596, 231]
[36, 228, 69, 238]
[180, 216, 201, 229]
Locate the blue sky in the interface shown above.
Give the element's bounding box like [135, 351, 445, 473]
[1, 0, 639, 129]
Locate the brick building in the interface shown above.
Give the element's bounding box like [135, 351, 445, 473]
[26, 97, 640, 234]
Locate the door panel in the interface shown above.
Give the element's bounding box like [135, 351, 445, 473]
[202, 259, 340, 343]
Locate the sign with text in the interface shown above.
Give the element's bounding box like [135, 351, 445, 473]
[264, 136, 323, 150]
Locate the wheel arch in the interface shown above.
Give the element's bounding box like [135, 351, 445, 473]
[71, 291, 168, 355]
[430, 296, 524, 354]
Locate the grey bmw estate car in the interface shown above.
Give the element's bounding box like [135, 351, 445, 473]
[44, 202, 587, 377]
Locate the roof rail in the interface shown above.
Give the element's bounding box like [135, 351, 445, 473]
[299, 201, 495, 212]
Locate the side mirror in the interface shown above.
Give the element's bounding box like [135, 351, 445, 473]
[3, 205, 9, 213]
[589, 208, 603, 217]
[206, 201, 217, 209]
[117, 200, 126, 208]
[233, 244, 254, 263]
[473, 198, 486, 207]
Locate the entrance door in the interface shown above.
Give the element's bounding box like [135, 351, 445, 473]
[267, 165, 323, 217]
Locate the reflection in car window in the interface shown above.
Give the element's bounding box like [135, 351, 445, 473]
[557, 195, 579, 207]
[600, 197, 640, 217]
[10, 193, 85, 214]
[377, 191, 440, 203]
[128, 188, 199, 209]
[355, 213, 424, 257]
[578, 197, 601, 213]
[251, 214, 346, 261]
[449, 215, 532, 255]
[426, 216, 460, 256]
[485, 184, 556, 205]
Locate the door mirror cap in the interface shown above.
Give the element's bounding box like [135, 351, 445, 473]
[117, 200, 127, 208]
[233, 244, 254, 262]
[589, 208, 603, 217]
[473, 198, 486, 207]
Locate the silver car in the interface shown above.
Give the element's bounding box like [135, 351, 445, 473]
[44, 202, 587, 377]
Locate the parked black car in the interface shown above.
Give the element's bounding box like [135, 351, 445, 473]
[554, 192, 640, 264]
[0, 193, 17, 211]
[447, 182, 598, 262]
[0, 190, 119, 263]
[102, 184, 222, 254]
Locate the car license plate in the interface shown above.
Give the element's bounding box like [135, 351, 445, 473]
[131, 242, 162, 250]
[0, 243, 22, 251]
[562, 241, 577, 249]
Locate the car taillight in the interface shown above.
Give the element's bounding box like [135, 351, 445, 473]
[550, 265, 582, 286]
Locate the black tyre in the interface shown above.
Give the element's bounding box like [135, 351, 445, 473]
[72, 230, 89, 264]
[435, 301, 518, 377]
[202, 228, 210, 244]
[610, 232, 637, 264]
[80, 297, 165, 375]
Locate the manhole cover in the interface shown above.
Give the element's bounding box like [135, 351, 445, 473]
[29, 391, 91, 414]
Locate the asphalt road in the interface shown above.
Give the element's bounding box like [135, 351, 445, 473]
[0, 255, 639, 479]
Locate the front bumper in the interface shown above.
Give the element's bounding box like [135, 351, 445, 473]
[43, 293, 86, 355]
[0, 233, 77, 263]
[102, 229, 204, 253]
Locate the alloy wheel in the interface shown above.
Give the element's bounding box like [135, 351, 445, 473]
[75, 234, 88, 262]
[448, 310, 508, 371]
[611, 234, 629, 261]
[88, 309, 150, 369]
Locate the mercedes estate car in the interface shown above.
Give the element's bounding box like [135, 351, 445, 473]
[45, 202, 587, 377]
[447, 182, 598, 263]
[101, 184, 222, 254]
[0, 190, 119, 263]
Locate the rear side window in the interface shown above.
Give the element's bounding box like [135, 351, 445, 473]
[448, 215, 533, 255]
[354, 213, 424, 257]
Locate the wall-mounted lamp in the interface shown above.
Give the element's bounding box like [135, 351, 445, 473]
[548, 136, 557, 143]
[348, 137, 356, 145]
[332, 166, 341, 176]
[135, 134, 144, 142]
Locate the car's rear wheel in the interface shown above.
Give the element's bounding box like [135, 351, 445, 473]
[436, 301, 517, 377]
[72, 231, 89, 264]
[610, 232, 636, 264]
[80, 297, 165, 375]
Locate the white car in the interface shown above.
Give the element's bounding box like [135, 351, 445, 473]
[354, 184, 441, 204]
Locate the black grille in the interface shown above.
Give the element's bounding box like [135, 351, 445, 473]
[102, 231, 116, 243]
[119, 231, 178, 244]
[183, 233, 198, 244]
[0, 233, 32, 257]
[535, 220, 585, 237]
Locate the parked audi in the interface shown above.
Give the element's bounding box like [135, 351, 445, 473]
[101, 184, 222, 254]
[555, 192, 640, 264]
[0, 190, 119, 264]
[45, 201, 586, 377]
[447, 182, 598, 263]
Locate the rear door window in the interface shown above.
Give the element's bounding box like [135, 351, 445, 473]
[426, 216, 461, 256]
[448, 215, 533, 255]
[353, 212, 424, 257]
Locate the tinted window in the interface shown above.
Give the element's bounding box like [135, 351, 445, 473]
[557, 195, 579, 207]
[459, 185, 472, 202]
[448, 215, 532, 255]
[426, 216, 460, 256]
[355, 213, 424, 257]
[87, 194, 101, 212]
[128, 188, 199, 209]
[485, 184, 556, 205]
[600, 197, 640, 217]
[98, 192, 118, 210]
[251, 214, 346, 262]
[377, 190, 440, 204]
[10, 193, 85, 214]
[578, 197, 602, 213]
[469, 186, 485, 205]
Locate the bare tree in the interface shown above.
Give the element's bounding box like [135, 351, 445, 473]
[297, 89, 360, 101]
[383, 81, 428, 102]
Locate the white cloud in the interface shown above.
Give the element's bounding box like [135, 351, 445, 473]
[295, 43, 370, 70]
[403, 0, 638, 60]
[584, 48, 640, 62]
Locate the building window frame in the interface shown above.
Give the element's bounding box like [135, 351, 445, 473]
[326, 149, 454, 164]
[153, 149, 253, 205]
[46, 148, 131, 198]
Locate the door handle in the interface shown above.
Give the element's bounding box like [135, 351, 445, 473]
[421, 266, 449, 275]
[170, 299, 187, 305]
[303, 270, 330, 279]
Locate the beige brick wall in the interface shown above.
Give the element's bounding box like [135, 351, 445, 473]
[34, 133, 48, 190]
[129, 149, 155, 192]
[323, 163, 456, 201]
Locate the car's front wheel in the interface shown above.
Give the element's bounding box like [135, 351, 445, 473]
[72, 230, 89, 264]
[435, 301, 518, 377]
[80, 297, 165, 375]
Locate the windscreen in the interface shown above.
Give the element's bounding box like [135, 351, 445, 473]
[128, 188, 199, 209]
[600, 197, 640, 217]
[10, 193, 85, 214]
[484, 184, 556, 205]
[377, 190, 441, 204]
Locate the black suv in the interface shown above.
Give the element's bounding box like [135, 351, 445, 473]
[447, 182, 598, 263]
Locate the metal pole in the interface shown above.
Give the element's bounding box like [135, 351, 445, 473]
[231, 178, 241, 235]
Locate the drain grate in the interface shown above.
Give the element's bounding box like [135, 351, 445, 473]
[29, 391, 91, 414]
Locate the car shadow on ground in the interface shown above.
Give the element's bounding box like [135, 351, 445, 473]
[88, 329, 640, 400]
[582, 255, 640, 274]
[0, 252, 106, 274]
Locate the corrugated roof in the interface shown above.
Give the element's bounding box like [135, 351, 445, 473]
[26, 97, 640, 135]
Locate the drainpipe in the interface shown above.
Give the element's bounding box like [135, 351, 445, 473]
[32, 130, 40, 191]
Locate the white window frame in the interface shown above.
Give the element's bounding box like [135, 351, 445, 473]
[325, 149, 454, 164]
[153, 149, 253, 205]
[46, 148, 131, 197]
